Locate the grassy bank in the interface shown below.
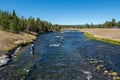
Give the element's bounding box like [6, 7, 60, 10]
[0, 30, 36, 54]
[84, 32, 120, 45]
[61, 28, 120, 45]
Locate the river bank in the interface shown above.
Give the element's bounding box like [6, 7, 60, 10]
[79, 28, 120, 45]
[0, 30, 36, 53]
[62, 28, 120, 45]
[0, 30, 37, 66]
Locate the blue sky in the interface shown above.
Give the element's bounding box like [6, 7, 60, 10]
[0, 0, 120, 25]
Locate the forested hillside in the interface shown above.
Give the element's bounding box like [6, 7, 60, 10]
[0, 10, 61, 33]
[0, 10, 120, 33]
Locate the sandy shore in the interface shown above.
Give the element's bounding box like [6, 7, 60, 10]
[0, 30, 36, 54]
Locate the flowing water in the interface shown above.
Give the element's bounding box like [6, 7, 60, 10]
[0, 30, 120, 80]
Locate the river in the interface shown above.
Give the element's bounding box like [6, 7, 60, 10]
[0, 30, 120, 80]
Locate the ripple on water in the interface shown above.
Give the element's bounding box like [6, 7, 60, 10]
[81, 70, 92, 80]
[55, 36, 64, 39]
[49, 43, 62, 47]
[1, 31, 119, 80]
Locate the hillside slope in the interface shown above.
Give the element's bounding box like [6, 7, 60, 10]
[0, 30, 36, 53]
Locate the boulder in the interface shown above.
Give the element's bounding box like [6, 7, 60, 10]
[114, 76, 120, 80]
[0, 54, 9, 66]
[96, 65, 104, 70]
[109, 72, 118, 77]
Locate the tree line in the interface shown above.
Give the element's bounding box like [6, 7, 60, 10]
[0, 10, 61, 33]
[0, 9, 120, 33]
[84, 18, 120, 28]
[64, 19, 120, 28]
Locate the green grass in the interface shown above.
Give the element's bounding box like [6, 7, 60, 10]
[84, 32, 120, 45]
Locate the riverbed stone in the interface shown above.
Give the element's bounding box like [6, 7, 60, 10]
[114, 76, 120, 80]
[104, 70, 109, 75]
[108, 72, 118, 77]
[0, 54, 9, 66]
[89, 58, 104, 64]
[96, 64, 104, 70]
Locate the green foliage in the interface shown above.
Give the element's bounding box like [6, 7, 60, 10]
[85, 23, 90, 28]
[61, 18, 119, 28]
[0, 9, 120, 32]
[0, 9, 62, 33]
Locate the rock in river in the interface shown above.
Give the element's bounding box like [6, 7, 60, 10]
[0, 54, 9, 66]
